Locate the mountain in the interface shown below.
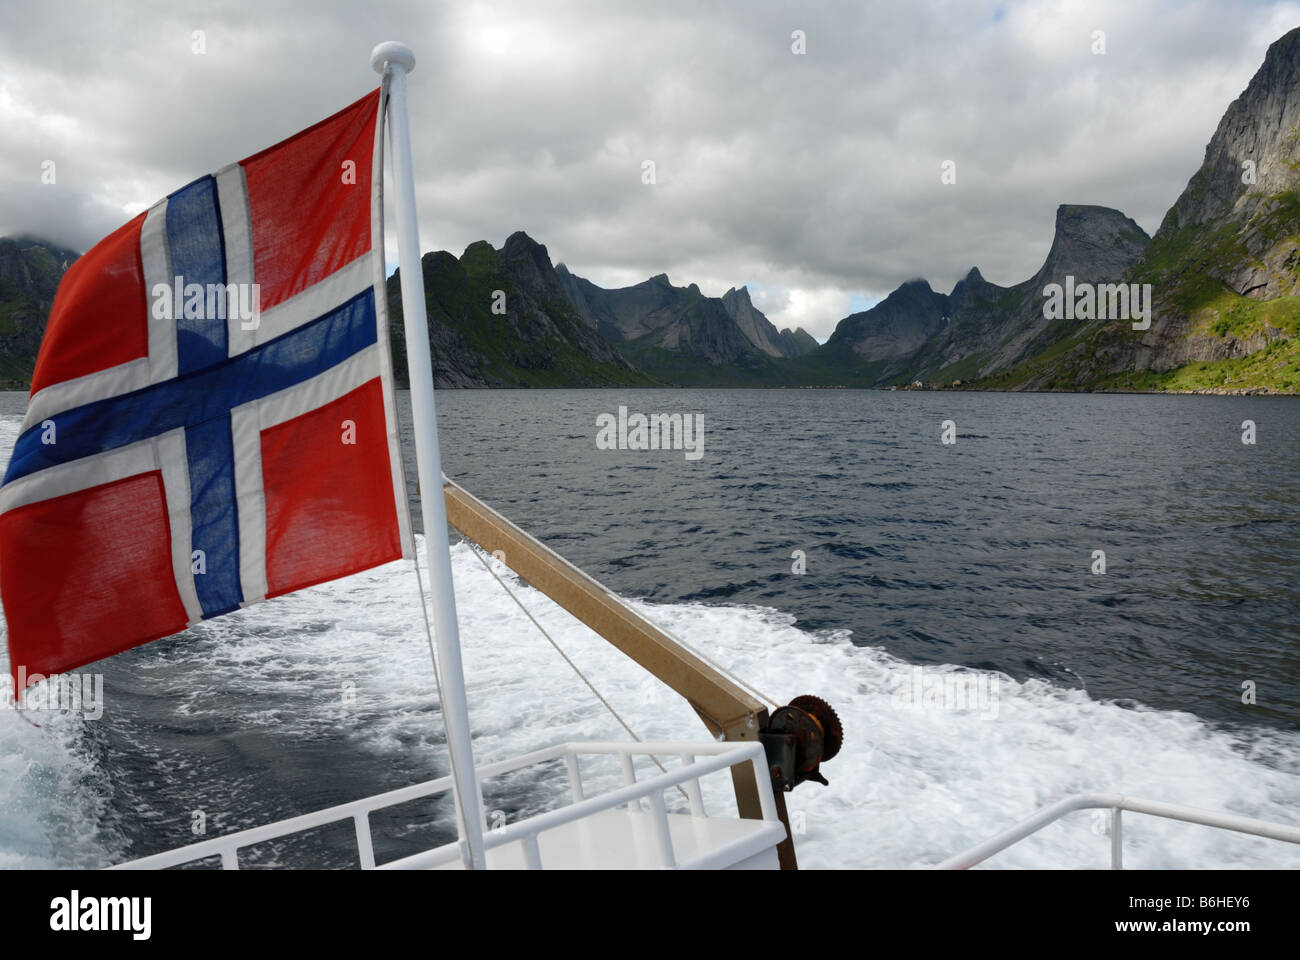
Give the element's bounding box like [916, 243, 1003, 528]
[719, 286, 817, 358]
[985, 27, 1300, 393]
[815, 278, 951, 383]
[387, 231, 653, 388]
[901, 205, 1151, 384]
[555, 264, 817, 384]
[811, 205, 1150, 386]
[7, 28, 1296, 395]
[0, 230, 642, 391]
[787, 327, 820, 355]
[0, 237, 78, 385]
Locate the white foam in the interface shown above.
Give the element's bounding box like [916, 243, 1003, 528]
[0, 416, 127, 868]
[154, 537, 1300, 869]
[449, 544, 1300, 869]
[0, 651, 127, 869]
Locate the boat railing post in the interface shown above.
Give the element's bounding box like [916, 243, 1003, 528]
[619, 752, 639, 811]
[564, 751, 585, 803]
[647, 791, 676, 867]
[354, 812, 377, 870]
[681, 754, 705, 816]
[1111, 807, 1123, 869]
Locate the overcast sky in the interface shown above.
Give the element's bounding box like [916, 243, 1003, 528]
[2, 0, 1297, 340]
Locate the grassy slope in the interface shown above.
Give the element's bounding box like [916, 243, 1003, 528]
[778, 341, 888, 387]
[618, 340, 786, 386]
[0, 279, 40, 379]
[0, 240, 68, 384]
[390, 246, 656, 388]
[971, 186, 1300, 393]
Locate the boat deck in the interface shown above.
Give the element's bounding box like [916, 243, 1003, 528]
[424, 809, 784, 870]
[111, 740, 788, 871]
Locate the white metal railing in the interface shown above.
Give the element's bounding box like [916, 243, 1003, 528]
[110, 740, 777, 871]
[936, 792, 1300, 869]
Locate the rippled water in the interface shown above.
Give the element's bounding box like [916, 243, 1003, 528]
[1, 388, 1298, 869]
[432, 389, 1300, 727]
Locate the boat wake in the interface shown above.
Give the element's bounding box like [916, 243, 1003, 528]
[1, 412, 1298, 869]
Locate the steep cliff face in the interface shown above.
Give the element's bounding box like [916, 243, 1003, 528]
[1130, 27, 1300, 377]
[555, 265, 811, 382]
[558, 265, 818, 361]
[1001, 28, 1300, 392]
[637, 288, 758, 363]
[813, 205, 1149, 385]
[0, 237, 77, 383]
[555, 267, 687, 343]
[903, 205, 1150, 383]
[388, 232, 652, 388]
[719, 286, 815, 358]
[821, 279, 950, 378]
[1162, 29, 1300, 301]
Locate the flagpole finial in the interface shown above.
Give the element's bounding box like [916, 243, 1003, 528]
[371, 41, 415, 75]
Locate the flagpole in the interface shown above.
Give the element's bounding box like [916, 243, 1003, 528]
[371, 41, 487, 871]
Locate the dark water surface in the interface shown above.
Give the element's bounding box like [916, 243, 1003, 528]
[430, 388, 1300, 728]
[2, 387, 1297, 868]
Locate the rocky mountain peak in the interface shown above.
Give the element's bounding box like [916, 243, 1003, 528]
[892, 278, 936, 299]
[1141, 26, 1300, 302]
[501, 229, 548, 266]
[718, 283, 789, 357]
[947, 266, 994, 311]
[498, 231, 568, 305]
[1038, 205, 1150, 282]
[721, 285, 754, 309]
[1168, 26, 1300, 232]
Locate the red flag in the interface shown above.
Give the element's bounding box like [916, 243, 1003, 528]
[0, 88, 412, 692]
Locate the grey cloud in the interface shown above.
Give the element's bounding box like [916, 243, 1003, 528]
[0, 0, 1295, 339]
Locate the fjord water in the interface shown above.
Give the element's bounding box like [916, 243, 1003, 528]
[1, 389, 1298, 869]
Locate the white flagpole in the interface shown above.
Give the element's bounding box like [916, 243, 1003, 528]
[371, 41, 487, 871]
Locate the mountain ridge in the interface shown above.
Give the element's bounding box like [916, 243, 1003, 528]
[811, 204, 1150, 386]
[554, 262, 818, 384]
[387, 231, 652, 388]
[982, 26, 1300, 394]
[2, 30, 1296, 394]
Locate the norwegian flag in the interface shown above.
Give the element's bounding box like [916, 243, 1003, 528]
[0, 88, 412, 692]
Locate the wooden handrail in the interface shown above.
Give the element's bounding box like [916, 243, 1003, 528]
[441, 477, 798, 868]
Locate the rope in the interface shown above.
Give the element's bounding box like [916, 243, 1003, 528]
[408, 536, 481, 860]
[439, 478, 780, 711]
[464, 540, 689, 800]
[409, 540, 443, 693]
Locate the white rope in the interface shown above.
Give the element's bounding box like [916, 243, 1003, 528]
[463, 540, 689, 799]
[408, 533, 481, 856]
[409, 540, 443, 693]
[440, 478, 780, 711]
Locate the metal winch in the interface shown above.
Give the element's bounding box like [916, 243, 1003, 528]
[760, 694, 843, 791]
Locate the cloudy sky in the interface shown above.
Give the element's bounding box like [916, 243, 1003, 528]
[1, 0, 1297, 339]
